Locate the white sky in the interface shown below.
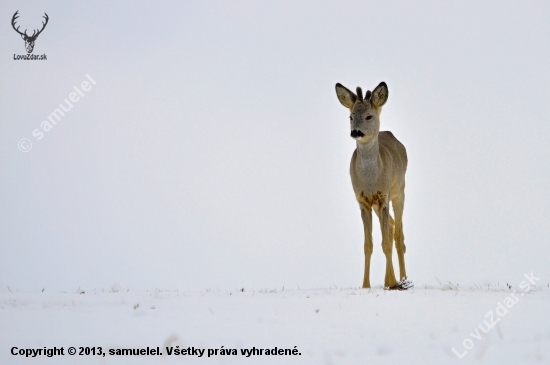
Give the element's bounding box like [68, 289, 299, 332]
[1, 1, 549, 291]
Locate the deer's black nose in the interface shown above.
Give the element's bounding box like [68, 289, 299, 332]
[351, 130, 365, 138]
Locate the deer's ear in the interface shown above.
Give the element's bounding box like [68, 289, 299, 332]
[20, 34, 26, 40]
[371, 82, 388, 108]
[335, 83, 357, 109]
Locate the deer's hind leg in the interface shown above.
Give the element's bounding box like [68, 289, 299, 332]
[392, 190, 407, 280]
[374, 200, 397, 288]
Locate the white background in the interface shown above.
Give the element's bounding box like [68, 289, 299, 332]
[1, 1, 549, 292]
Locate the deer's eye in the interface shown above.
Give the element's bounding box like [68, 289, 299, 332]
[366, 116, 372, 120]
[349, 116, 352, 122]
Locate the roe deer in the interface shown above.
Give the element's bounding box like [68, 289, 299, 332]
[335, 82, 412, 290]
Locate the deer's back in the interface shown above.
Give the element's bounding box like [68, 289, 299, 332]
[379, 131, 407, 192]
[379, 131, 407, 170]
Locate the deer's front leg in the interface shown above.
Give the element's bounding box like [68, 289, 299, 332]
[360, 205, 373, 288]
[378, 203, 397, 288]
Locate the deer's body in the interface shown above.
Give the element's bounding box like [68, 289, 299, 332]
[350, 131, 406, 202]
[335, 82, 410, 289]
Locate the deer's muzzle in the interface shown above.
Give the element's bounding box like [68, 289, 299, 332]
[351, 130, 365, 139]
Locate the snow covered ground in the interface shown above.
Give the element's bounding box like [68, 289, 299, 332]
[1, 281, 549, 365]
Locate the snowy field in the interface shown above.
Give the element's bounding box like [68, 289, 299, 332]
[2, 281, 549, 365]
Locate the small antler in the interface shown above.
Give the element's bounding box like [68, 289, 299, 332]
[356, 87, 363, 101]
[365, 90, 372, 100]
[11, 11, 27, 37]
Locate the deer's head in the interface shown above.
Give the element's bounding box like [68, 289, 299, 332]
[12, 11, 49, 54]
[335, 82, 388, 143]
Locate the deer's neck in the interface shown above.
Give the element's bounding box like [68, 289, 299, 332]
[356, 138, 381, 179]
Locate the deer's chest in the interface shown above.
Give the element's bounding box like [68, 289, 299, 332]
[350, 154, 390, 205]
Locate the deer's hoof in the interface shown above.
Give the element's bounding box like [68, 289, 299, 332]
[386, 277, 413, 291]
